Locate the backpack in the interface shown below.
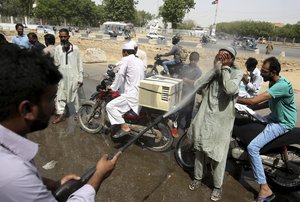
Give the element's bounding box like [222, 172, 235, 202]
[178, 46, 189, 62]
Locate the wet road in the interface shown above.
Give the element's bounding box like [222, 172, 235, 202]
[28, 63, 300, 202]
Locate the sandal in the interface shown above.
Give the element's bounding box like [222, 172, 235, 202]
[112, 129, 130, 139]
[255, 194, 275, 202]
[211, 187, 222, 201]
[52, 114, 65, 124]
[189, 179, 202, 191]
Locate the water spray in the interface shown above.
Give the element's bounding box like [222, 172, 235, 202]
[54, 81, 203, 201]
[54, 115, 164, 201]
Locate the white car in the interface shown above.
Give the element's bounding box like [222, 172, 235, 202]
[146, 32, 165, 40]
[36, 25, 54, 34]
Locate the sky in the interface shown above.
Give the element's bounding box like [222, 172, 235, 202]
[95, 0, 300, 27]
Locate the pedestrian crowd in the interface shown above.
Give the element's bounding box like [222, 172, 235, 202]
[0, 23, 297, 202]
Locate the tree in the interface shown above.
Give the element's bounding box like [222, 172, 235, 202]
[102, 0, 138, 23]
[134, 10, 154, 27]
[34, 0, 103, 26]
[159, 0, 195, 29]
[0, 0, 24, 17]
[178, 19, 196, 30]
[34, 0, 65, 25]
[23, 0, 35, 17]
[217, 21, 275, 38]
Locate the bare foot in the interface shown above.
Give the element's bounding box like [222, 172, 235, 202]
[121, 123, 130, 132]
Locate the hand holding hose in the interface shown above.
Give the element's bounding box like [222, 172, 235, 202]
[96, 152, 122, 180]
[53, 152, 122, 201]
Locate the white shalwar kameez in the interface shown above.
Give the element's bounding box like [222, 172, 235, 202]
[106, 54, 145, 125]
[54, 44, 83, 114]
[136, 49, 148, 70]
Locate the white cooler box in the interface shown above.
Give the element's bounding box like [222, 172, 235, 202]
[139, 75, 183, 111]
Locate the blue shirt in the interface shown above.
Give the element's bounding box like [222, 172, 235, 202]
[267, 76, 297, 129]
[180, 64, 202, 97]
[0, 124, 96, 202]
[11, 34, 30, 49]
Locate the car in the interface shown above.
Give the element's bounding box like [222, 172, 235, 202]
[146, 32, 165, 40]
[36, 25, 54, 34]
[232, 37, 257, 50]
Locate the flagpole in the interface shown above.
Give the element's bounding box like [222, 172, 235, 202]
[213, 2, 218, 26]
[211, 1, 219, 37]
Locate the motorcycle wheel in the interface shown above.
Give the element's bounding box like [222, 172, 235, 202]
[266, 146, 300, 192]
[139, 122, 173, 152]
[175, 133, 195, 171]
[145, 65, 158, 77]
[78, 101, 106, 134]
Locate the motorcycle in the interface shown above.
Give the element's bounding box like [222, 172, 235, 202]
[146, 54, 184, 78]
[78, 64, 174, 152]
[175, 104, 300, 191]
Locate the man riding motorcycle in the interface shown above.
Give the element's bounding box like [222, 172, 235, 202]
[158, 34, 182, 76]
[106, 42, 145, 138]
[238, 57, 297, 202]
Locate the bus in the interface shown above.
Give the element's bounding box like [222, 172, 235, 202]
[102, 21, 127, 36]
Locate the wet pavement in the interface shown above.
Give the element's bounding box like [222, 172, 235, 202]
[28, 63, 300, 202]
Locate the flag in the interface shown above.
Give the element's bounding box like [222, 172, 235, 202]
[212, 0, 219, 4]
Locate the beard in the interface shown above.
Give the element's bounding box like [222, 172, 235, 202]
[263, 73, 272, 82]
[61, 40, 69, 52]
[29, 107, 51, 132]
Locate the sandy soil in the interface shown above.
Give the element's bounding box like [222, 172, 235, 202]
[4, 29, 299, 91]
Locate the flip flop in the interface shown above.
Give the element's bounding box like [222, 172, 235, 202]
[112, 129, 130, 139]
[256, 194, 275, 202]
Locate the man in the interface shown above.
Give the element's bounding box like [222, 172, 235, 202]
[11, 23, 30, 49]
[43, 33, 56, 58]
[0, 45, 121, 201]
[188, 47, 243, 201]
[129, 40, 148, 70]
[28, 32, 46, 52]
[106, 43, 145, 138]
[159, 34, 181, 76]
[238, 57, 297, 202]
[239, 57, 263, 98]
[266, 42, 273, 55]
[53, 28, 84, 124]
[177, 52, 202, 136]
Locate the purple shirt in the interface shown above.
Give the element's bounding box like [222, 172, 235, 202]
[0, 124, 95, 202]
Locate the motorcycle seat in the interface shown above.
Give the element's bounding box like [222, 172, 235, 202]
[233, 119, 300, 154]
[124, 109, 138, 118]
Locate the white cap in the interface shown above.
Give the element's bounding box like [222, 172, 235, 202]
[128, 40, 137, 48]
[123, 42, 135, 50]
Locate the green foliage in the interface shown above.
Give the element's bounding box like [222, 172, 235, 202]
[102, 0, 138, 23]
[178, 19, 196, 30]
[159, 0, 195, 29]
[217, 21, 275, 37]
[33, 0, 103, 26]
[134, 10, 154, 27]
[0, 0, 24, 16]
[23, 0, 35, 17]
[217, 20, 300, 42]
[34, 0, 63, 25]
